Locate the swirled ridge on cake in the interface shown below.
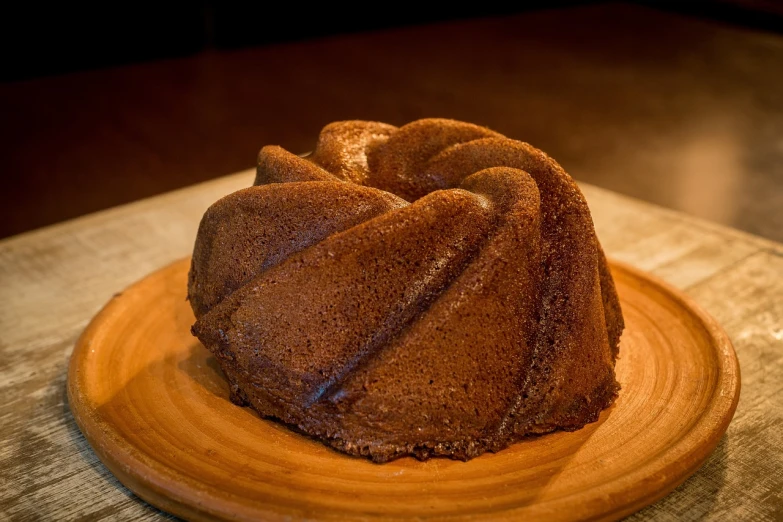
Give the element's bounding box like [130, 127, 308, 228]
[188, 118, 624, 462]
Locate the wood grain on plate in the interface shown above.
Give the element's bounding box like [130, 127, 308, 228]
[67, 258, 739, 521]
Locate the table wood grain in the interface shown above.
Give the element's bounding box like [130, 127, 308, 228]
[1, 171, 781, 520]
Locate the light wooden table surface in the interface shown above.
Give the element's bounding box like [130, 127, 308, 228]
[1, 170, 781, 521]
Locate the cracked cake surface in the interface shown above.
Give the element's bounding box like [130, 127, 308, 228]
[188, 118, 624, 462]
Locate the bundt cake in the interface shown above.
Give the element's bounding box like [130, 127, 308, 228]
[188, 118, 624, 462]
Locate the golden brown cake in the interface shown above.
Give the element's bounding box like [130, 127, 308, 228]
[188, 118, 624, 462]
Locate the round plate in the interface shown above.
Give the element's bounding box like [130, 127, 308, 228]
[68, 258, 739, 521]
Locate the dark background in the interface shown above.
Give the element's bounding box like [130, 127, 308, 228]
[4, 1, 782, 82]
[3, 2, 583, 82]
[2, 0, 782, 240]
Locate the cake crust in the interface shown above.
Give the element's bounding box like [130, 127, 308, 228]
[189, 118, 624, 462]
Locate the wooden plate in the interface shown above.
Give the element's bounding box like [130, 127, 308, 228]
[68, 258, 739, 521]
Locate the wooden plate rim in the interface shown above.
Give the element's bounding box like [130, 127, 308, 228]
[67, 258, 740, 521]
